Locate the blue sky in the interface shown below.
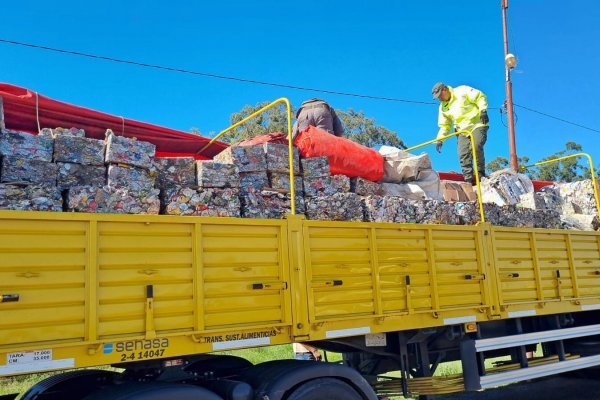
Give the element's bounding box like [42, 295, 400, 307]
[1, 1, 599, 173]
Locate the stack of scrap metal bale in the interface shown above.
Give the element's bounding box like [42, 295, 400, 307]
[538, 179, 599, 230]
[213, 143, 304, 218]
[67, 129, 160, 214]
[302, 156, 360, 221]
[0, 128, 597, 231]
[161, 158, 240, 217]
[479, 168, 599, 230]
[466, 169, 562, 229]
[373, 148, 466, 224]
[0, 129, 62, 211]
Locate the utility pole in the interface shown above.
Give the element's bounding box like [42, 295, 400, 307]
[502, 0, 519, 170]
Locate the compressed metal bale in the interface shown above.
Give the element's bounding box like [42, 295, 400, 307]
[153, 157, 196, 189]
[453, 202, 483, 225]
[67, 185, 160, 214]
[241, 187, 304, 219]
[411, 200, 461, 225]
[554, 180, 598, 215]
[0, 129, 54, 161]
[0, 184, 63, 211]
[107, 164, 155, 192]
[533, 209, 562, 229]
[268, 172, 303, 193]
[300, 157, 329, 179]
[363, 195, 417, 223]
[105, 130, 156, 169]
[41, 127, 86, 138]
[53, 135, 105, 165]
[239, 171, 270, 196]
[304, 175, 350, 198]
[351, 177, 385, 196]
[213, 145, 266, 172]
[57, 162, 107, 190]
[517, 192, 546, 210]
[162, 186, 240, 217]
[560, 214, 600, 231]
[1, 156, 58, 185]
[480, 203, 504, 226]
[468, 203, 562, 229]
[263, 142, 300, 173]
[480, 169, 534, 206]
[502, 206, 536, 228]
[537, 186, 563, 213]
[196, 161, 240, 188]
[305, 192, 363, 222]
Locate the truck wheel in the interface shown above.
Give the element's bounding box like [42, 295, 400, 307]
[82, 382, 223, 400]
[21, 369, 120, 400]
[286, 378, 363, 400]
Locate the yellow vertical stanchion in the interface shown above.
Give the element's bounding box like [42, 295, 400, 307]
[282, 99, 296, 215]
[523, 153, 600, 220]
[403, 130, 486, 222]
[196, 98, 296, 214]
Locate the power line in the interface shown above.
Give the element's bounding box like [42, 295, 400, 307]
[1, 38, 598, 134]
[514, 103, 600, 134]
[0, 38, 435, 105]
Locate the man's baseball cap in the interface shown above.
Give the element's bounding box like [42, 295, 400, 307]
[432, 82, 446, 99]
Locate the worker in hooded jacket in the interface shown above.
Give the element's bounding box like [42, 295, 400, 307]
[432, 82, 489, 185]
[292, 98, 344, 139]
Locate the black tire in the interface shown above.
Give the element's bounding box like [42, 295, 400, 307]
[21, 369, 120, 400]
[82, 382, 223, 400]
[285, 378, 363, 400]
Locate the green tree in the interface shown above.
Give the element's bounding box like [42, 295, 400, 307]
[486, 142, 599, 182]
[486, 156, 530, 176]
[532, 142, 588, 182]
[190, 127, 215, 136]
[225, 102, 289, 144]
[222, 102, 406, 148]
[337, 109, 406, 149]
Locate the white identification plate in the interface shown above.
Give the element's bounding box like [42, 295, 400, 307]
[581, 304, 600, 311]
[7, 349, 52, 365]
[508, 310, 536, 318]
[0, 349, 74, 374]
[365, 333, 387, 347]
[325, 326, 371, 338]
[443, 316, 476, 325]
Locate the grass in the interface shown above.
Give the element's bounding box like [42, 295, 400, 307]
[1, 370, 75, 397]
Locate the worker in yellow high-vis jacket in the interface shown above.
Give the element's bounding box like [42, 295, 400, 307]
[432, 82, 489, 185]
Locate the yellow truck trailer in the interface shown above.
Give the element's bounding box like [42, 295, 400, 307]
[1, 210, 600, 399]
[1, 95, 600, 400]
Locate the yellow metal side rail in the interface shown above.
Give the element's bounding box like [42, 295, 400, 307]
[404, 130, 486, 222]
[522, 152, 600, 219]
[0, 210, 295, 377]
[298, 219, 497, 342]
[196, 98, 297, 214]
[1, 214, 600, 377]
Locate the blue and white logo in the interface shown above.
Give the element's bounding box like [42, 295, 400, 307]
[103, 344, 113, 354]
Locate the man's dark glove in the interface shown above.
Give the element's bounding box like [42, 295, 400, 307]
[436, 141, 443, 153]
[480, 110, 489, 124]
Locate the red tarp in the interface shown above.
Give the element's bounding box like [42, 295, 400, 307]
[0, 83, 228, 159]
[294, 125, 384, 181]
[236, 132, 288, 146]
